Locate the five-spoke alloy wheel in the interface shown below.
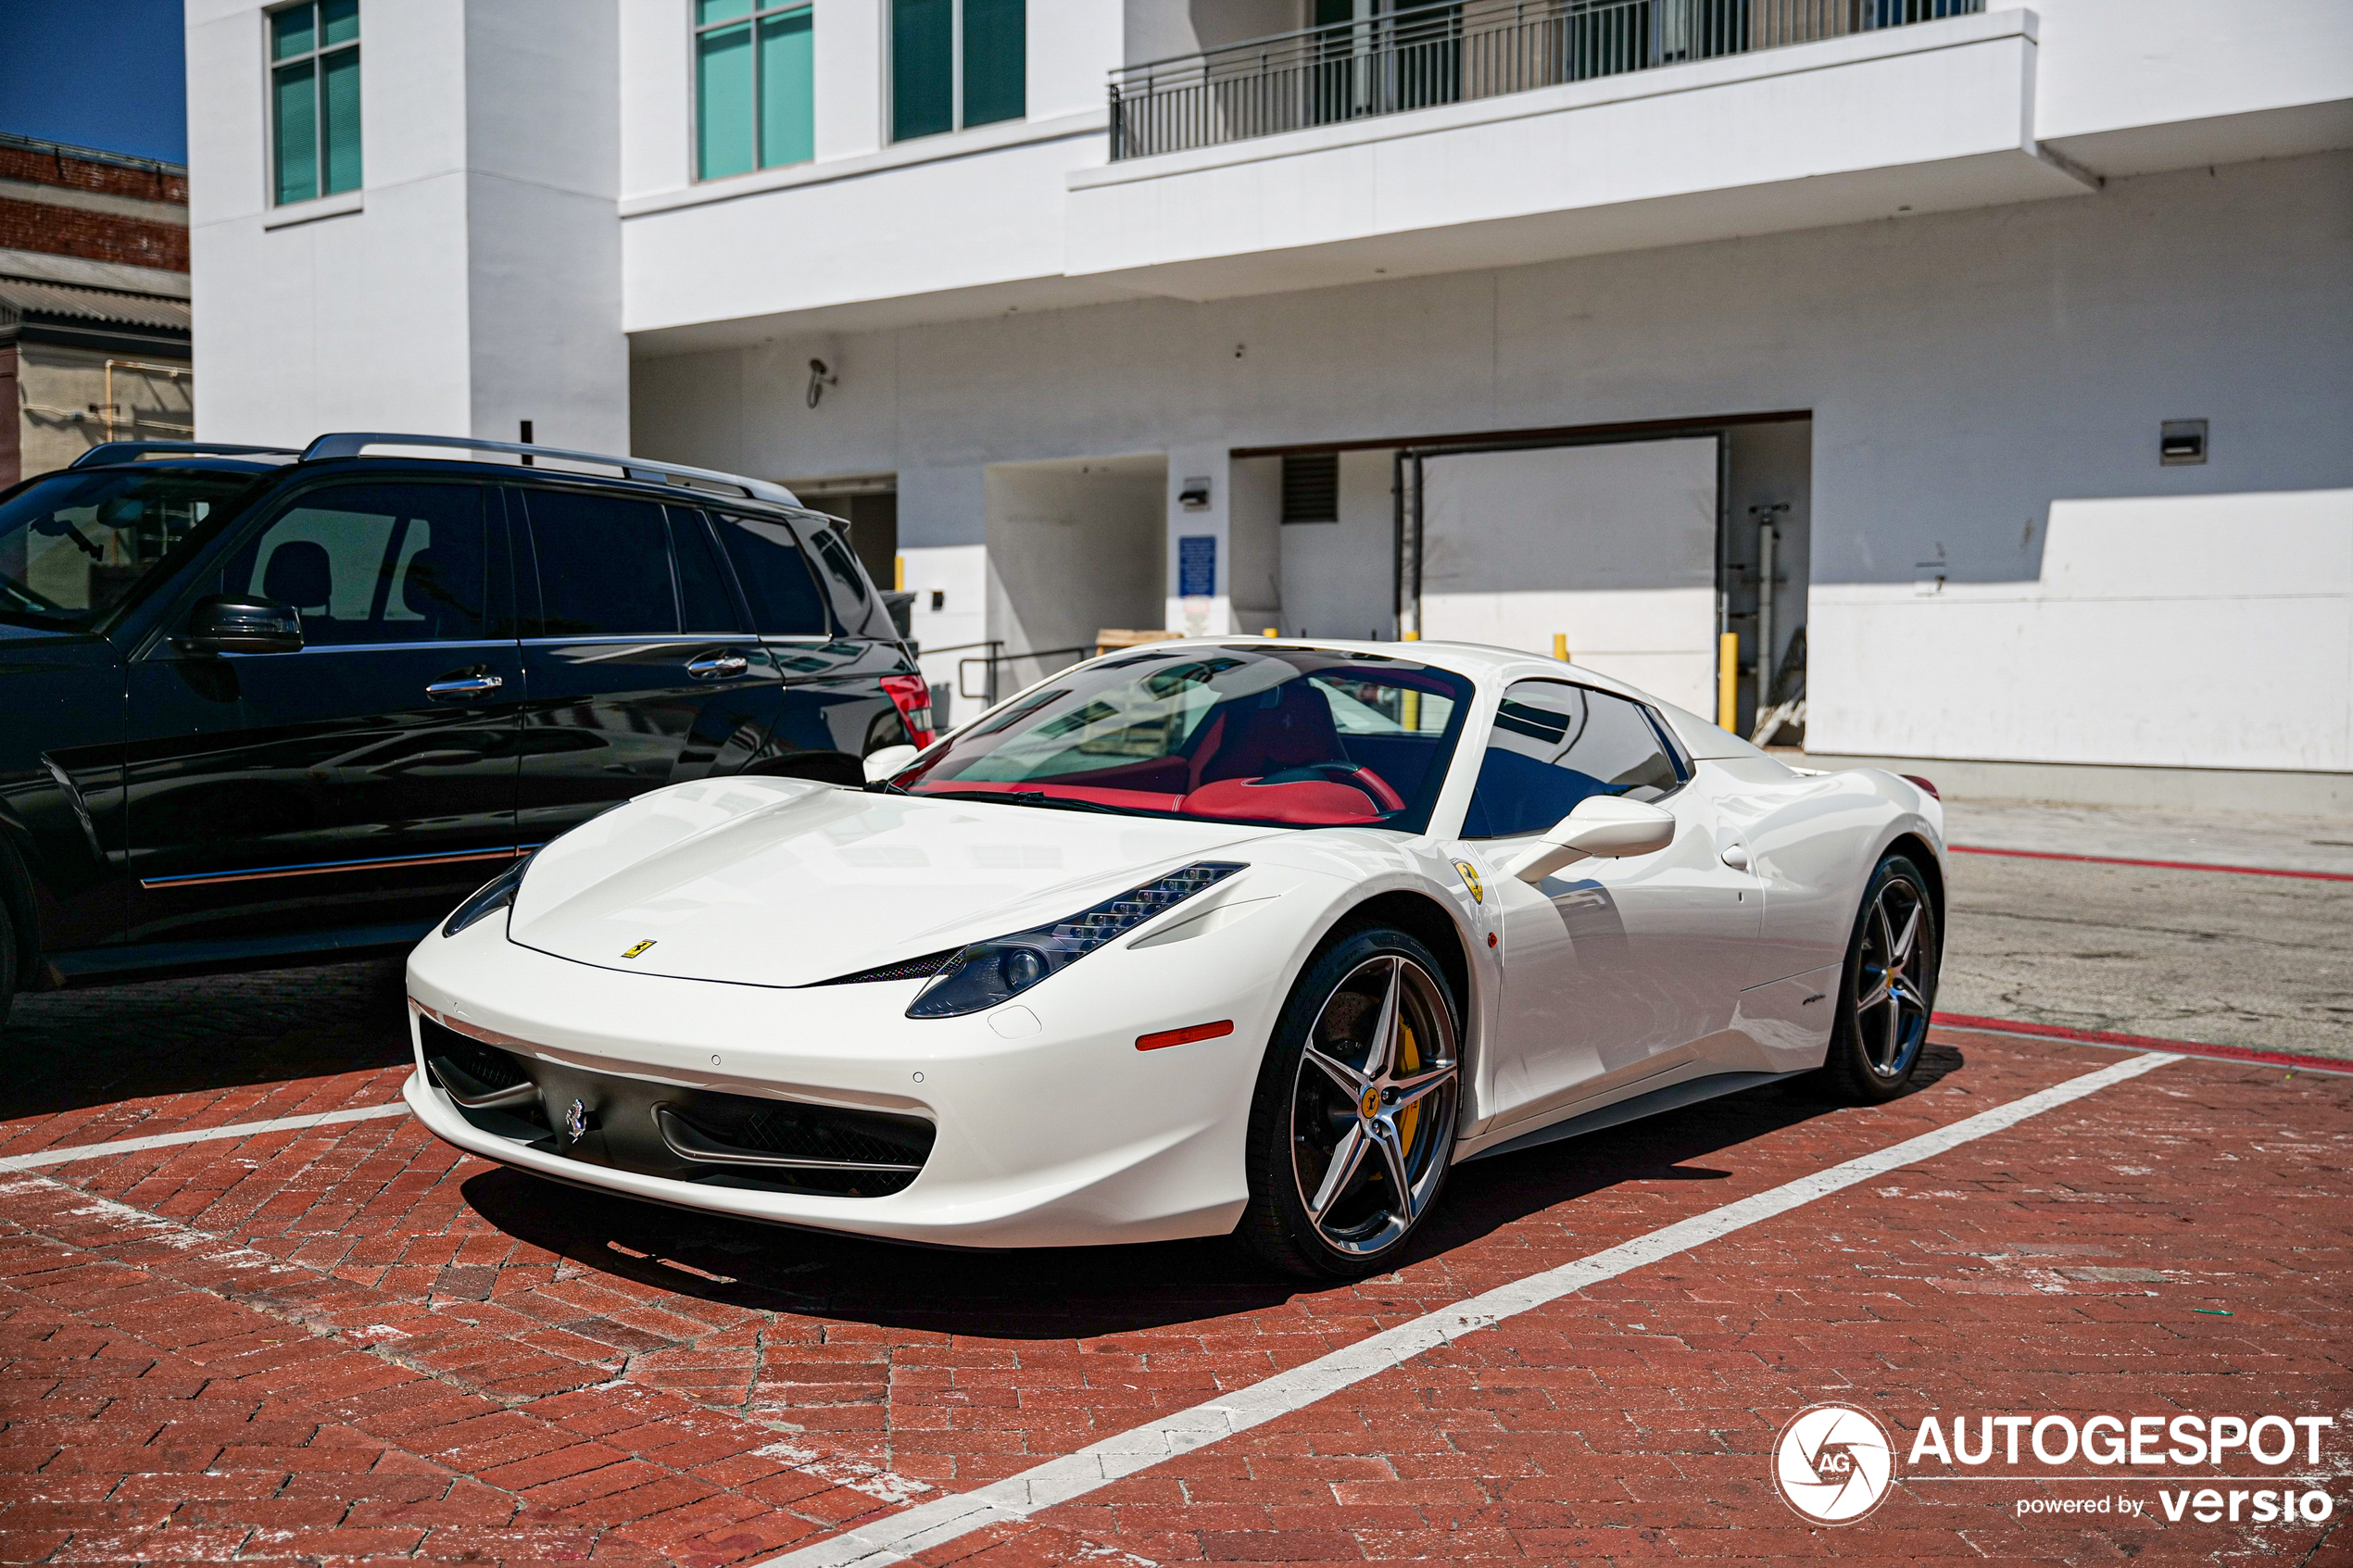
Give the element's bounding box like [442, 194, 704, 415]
[1239, 927, 1461, 1277]
[1819, 854, 1941, 1103]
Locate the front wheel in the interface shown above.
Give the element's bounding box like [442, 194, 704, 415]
[1818, 854, 1940, 1103]
[1237, 927, 1462, 1279]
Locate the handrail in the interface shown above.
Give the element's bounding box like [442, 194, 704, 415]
[298, 432, 802, 506]
[1110, 0, 1984, 161]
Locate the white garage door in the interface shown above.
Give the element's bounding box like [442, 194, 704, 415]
[1418, 436, 1719, 714]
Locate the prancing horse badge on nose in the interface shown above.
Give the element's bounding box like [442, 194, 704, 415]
[622, 940, 656, 959]
[565, 1098, 588, 1141]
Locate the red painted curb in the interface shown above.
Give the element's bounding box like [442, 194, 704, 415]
[1949, 844, 2353, 883]
[1933, 1011, 2353, 1076]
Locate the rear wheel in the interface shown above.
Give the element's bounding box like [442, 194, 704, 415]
[1238, 928, 1461, 1278]
[1818, 854, 1939, 1103]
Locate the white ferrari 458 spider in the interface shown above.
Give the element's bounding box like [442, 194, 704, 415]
[405, 639, 1944, 1277]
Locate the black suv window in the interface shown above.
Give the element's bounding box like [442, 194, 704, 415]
[1463, 681, 1682, 838]
[1, 468, 254, 627]
[221, 483, 495, 645]
[522, 489, 747, 636]
[711, 512, 828, 634]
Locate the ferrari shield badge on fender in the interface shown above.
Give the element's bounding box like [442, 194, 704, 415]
[1452, 860, 1483, 904]
[621, 940, 657, 959]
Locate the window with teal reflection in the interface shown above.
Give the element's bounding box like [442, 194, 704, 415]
[269, 1, 360, 206]
[695, 0, 813, 180]
[892, 0, 1022, 142]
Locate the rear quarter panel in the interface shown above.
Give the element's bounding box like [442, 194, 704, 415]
[1727, 764, 1944, 988]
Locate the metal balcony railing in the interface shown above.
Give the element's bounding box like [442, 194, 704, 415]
[1109, 0, 1983, 160]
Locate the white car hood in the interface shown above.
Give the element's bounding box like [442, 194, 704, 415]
[506, 777, 1284, 986]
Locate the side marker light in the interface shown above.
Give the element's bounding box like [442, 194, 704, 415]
[1137, 1021, 1235, 1052]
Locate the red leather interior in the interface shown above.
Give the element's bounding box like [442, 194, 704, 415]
[1181, 776, 1387, 824]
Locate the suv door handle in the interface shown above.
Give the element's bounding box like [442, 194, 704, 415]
[426, 672, 506, 701]
[686, 653, 750, 680]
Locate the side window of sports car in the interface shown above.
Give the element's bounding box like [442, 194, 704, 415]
[1462, 681, 1680, 838]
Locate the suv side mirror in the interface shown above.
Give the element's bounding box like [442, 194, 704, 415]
[174, 595, 305, 655]
[1505, 796, 1677, 884]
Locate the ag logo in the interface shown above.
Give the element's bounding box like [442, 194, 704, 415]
[621, 939, 657, 959]
[1771, 1404, 1896, 1524]
[1452, 859, 1483, 904]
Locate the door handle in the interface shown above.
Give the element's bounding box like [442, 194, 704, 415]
[686, 653, 750, 680]
[426, 672, 506, 701]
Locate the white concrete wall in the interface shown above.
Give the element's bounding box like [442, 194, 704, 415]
[1277, 448, 1394, 641]
[634, 150, 2353, 771]
[188, 0, 625, 450]
[985, 456, 1166, 691]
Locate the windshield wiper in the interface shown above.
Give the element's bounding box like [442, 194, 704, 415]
[922, 789, 1124, 815]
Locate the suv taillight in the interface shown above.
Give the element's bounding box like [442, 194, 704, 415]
[880, 674, 933, 747]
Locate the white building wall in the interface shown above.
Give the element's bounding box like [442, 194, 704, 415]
[633, 150, 2353, 771]
[189, 0, 625, 450]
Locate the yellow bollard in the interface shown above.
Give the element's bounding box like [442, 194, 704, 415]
[1553, 633, 1569, 663]
[1402, 630, 1420, 641]
[894, 555, 905, 593]
[1718, 632, 1739, 731]
[1264, 627, 1278, 637]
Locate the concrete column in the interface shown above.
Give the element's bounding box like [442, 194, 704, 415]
[1164, 443, 1232, 636]
[188, 0, 625, 452]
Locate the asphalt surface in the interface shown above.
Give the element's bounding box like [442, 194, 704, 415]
[1938, 799, 2353, 1060]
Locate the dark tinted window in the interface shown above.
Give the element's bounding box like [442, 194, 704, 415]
[808, 522, 871, 604]
[223, 483, 493, 645]
[671, 510, 742, 633]
[2, 468, 254, 627]
[1463, 681, 1680, 838]
[523, 490, 675, 635]
[712, 513, 828, 633]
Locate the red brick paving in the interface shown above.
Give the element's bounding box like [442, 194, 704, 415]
[0, 961, 2347, 1562]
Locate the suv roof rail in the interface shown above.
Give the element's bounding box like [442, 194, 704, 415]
[71, 441, 302, 469]
[298, 432, 801, 506]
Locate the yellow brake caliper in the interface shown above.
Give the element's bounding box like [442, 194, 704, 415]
[1396, 1020, 1421, 1156]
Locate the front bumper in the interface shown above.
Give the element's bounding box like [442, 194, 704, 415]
[404, 904, 1308, 1248]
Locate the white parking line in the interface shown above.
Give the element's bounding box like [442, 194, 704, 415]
[0, 1101, 411, 1171]
[760, 1051, 2178, 1568]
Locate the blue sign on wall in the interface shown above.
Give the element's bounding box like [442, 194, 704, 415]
[1178, 534, 1216, 598]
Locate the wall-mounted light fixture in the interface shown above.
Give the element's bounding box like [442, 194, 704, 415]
[807, 358, 838, 409]
[1178, 475, 1212, 510]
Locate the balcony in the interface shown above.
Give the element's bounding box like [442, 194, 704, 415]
[1110, 0, 1985, 161]
[1067, 5, 2090, 303]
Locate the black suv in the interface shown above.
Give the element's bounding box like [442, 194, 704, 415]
[0, 433, 932, 1019]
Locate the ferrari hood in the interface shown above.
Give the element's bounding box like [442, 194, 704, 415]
[505, 778, 1285, 986]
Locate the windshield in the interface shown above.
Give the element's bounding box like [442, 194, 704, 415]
[894, 645, 1473, 832]
[0, 469, 257, 627]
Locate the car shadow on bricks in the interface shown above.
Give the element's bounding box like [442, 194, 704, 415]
[450, 1044, 1968, 1337]
[0, 957, 413, 1119]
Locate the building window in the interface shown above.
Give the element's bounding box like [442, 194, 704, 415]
[695, 0, 815, 180]
[891, 0, 1024, 143]
[270, 0, 360, 206]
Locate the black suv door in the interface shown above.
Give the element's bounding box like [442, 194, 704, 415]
[512, 485, 783, 846]
[706, 509, 920, 779]
[120, 481, 523, 954]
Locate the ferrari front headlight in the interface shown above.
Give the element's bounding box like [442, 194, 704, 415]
[906, 860, 1245, 1019]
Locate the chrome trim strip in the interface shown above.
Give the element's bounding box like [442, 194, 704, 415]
[650, 1103, 922, 1173]
[142, 845, 527, 890]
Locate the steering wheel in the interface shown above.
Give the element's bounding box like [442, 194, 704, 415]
[1254, 761, 1406, 812]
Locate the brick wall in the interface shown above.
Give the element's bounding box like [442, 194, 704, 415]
[0, 144, 187, 206]
[0, 199, 188, 271]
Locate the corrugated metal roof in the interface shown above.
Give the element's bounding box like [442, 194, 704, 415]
[0, 276, 190, 331]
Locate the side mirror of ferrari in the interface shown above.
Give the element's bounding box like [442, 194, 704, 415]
[1504, 796, 1677, 884]
[862, 744, 919, 783]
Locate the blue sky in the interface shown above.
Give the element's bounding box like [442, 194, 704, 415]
[0, 0, 188, 163]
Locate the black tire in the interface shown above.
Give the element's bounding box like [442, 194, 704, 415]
[1818, 854, 1940, 1104]
[1237, 926, 1462, 1279]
